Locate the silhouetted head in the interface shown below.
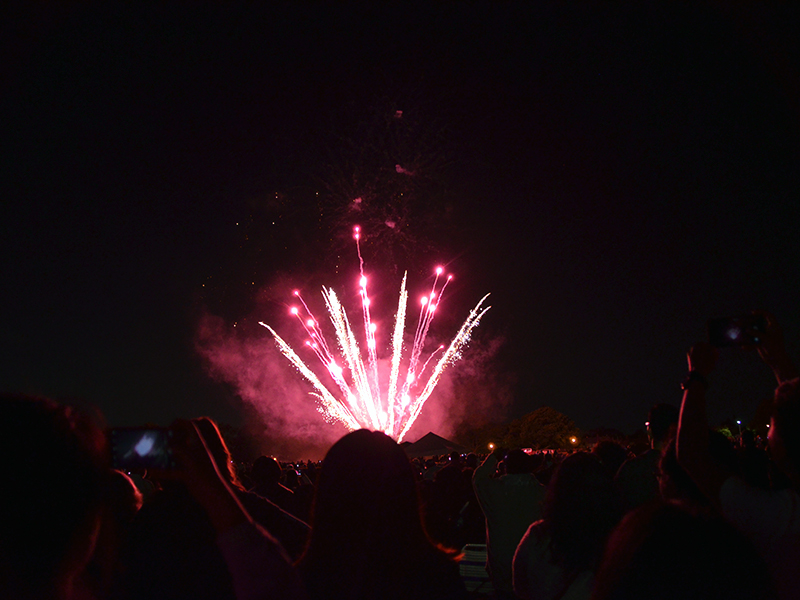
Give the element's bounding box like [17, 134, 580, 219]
[741, 428, 756, 448]
[504, 449, 530, 474]
[300, 429, 459, 600]
[1, 394, 108, 596]
[305, 429, 428, 556]
[465, 452, 479, 470]
[543, 451, 619, 572]
[647, 403, 679, 449]
[591, 440, 629, 477]
[251, 455, 283, 484]
[284, 467, 300, 489]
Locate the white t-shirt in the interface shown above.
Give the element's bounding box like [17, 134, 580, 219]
[513, 521, 593, 600]
[720, 476, 800, 557]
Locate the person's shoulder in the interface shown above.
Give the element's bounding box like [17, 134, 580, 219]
[520, 472, 546, 492]
[720, 475, 800, 555]
[522, 519, 548, 541]
[720, 475, 764, 500]
[721, 475, 800, 507]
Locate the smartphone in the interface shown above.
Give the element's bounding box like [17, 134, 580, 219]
[110, 427, 175, 470]
[707, 314, 767, 347]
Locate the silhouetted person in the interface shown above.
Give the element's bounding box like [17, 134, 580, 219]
[424, 452, 472, 548]
[614, 403, 678, 513]
[677, 313, 800, 599]
[514, 452, 620, 600]
[737, 428, 771, 489]
[251, 455, 297, 514]
[592, 502, 774, 600]
[591, 441, 629, 479]
[473, 448, 545, 598]
[297, 429, 467, 600]
[1, 393, 108, 600]
[192, 418, 310, 560]
[123, 418, 304, 600]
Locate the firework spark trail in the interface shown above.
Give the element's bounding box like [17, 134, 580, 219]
[259, 227, 490, 441]
[385, 273, 407, 436]
[396, 293, 491, 442]
[402, 268, 452, 404]
[354, 227, 383, 425]
[258, 323, 361, 430]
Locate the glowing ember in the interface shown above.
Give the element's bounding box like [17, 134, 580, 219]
[259, 227, 490, 442]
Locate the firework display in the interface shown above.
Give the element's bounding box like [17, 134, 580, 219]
[260, 227, 490, 441]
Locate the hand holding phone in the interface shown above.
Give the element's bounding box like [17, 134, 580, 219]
[707, 314, 767, 348]
[752, 312, 799, 383]
[111, 427, 175, 471]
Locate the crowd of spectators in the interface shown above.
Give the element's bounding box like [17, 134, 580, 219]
[2, 312, 798, 599]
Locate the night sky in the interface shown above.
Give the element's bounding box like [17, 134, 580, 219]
[3, 2, 799, 455]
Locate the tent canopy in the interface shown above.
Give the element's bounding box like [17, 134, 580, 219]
[402, 432, 469, 458]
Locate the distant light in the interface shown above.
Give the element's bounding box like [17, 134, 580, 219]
[488, 443, 495, 450]
[737, 420, 741, 425]
[570, 436, 578, 445]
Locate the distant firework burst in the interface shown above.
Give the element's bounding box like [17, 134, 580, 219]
[260, 226, 490, 442]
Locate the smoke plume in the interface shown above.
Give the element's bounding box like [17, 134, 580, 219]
[196, 286, 512, 460]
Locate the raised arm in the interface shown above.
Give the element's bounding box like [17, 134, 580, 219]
[675, 342, 732, 510]
[168, 420, 306, 600]
[755, 312, 798, 385]
[473, 447, 504, 485]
